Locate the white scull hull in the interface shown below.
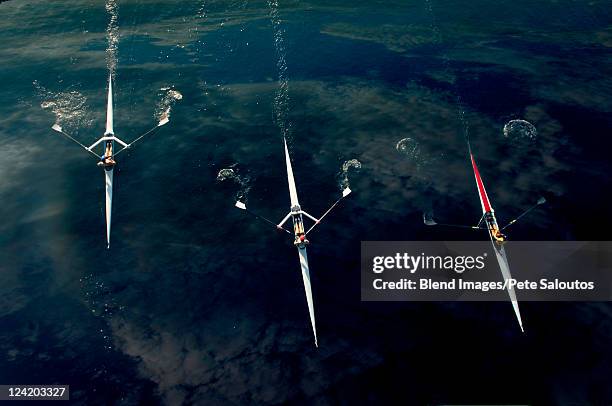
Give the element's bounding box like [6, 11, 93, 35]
[471, 153, 524, 331]
[105, 167, 113, 249]
[297, 246, 318, 347]
[489, 238, 524, 332]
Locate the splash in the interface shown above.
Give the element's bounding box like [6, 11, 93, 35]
[338, 159, 362, 190]
[217, 167, 251, 200]
[396, 137, 421, 160]
[422, 211, 437, 226]
[155, 87, 183, 122]
[503, 119, 537, 141]
[105, 0, 119, 78]
[217, 168, 236, 181]
[396, 137, 441, 181]
[268, 0, 292, 139]
[34, 80, 94, 130]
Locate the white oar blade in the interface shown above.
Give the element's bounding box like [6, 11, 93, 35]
[235, 201, 246, 210]
[423, 212, 437, 226]
[537, 197, 546, 205]
[342, 187, 352, 198]
[52, 124, 62, 133]
[298, 247, 318, 347]
[105, 168, 114, 249]
[158, 117, 169, 127]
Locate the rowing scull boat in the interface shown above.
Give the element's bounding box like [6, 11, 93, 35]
[236, 137, 352, 346]
[51, 74, 170, 247]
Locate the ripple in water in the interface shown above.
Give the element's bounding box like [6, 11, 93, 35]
[217, 167, 251, 201]
[503, 119, 537, 141]
[339, 159, 362, 190]
[34, 80, 94, 130]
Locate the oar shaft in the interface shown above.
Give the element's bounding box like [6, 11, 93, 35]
[247, 209, 292, 234]
[501, 202, 543, 230]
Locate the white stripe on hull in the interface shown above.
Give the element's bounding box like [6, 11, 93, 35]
[297, 247, 318, 347]
[490, 235, 524, 332]
[105, 74, 114, 135]
[284, 138, 300, 207]
[105, 168, 113, 249]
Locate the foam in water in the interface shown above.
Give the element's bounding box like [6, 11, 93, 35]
[217, 167, 251, 200]
[503, 119, 537, 141]
[396, 137, 421, 159]
[339, 159, 362, 190]
[34, 80, 94, 131]
[105, 0, 119, 78]
[268, 0, 292, 139]
[155, 87, 183, 122]
[396, 137, 441, 181]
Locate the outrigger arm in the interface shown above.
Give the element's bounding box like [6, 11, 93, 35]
[278, 212, 292, 229]
[88, 135, 128, 152]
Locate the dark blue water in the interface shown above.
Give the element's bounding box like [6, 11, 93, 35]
[0, 0, 611, 404]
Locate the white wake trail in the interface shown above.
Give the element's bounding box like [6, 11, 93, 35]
[105, 0, 119, 78]
[268, 0, 292, 139]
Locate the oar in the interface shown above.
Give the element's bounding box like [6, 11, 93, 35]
[235, 201, 292, 234]
[501, 197, 546, 231]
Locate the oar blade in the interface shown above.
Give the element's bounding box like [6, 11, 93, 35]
[423, 212, 437, 226]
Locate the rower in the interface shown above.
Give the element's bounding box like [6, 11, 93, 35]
[293, 218, 310, 247]
[294, 220, 304, 235]
[97, 140, 116, 168]
[483, 212, 506, 244]
[295, 233, 310, 247]
[491, 225, 507, 244]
